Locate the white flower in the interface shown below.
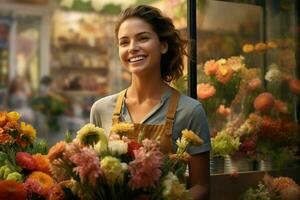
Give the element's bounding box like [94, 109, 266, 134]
[60, 0, 74, 8]
[108, 140, 128, 156]
[162, 172, 190, 200]
[265, 65, 281, 82]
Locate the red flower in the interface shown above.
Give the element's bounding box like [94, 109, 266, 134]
[127, 140, 143, 157]
[16, 152, 36, 171]
[0, 180, 27, 200]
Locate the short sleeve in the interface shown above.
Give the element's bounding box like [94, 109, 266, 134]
[186, 103, 211, 155]
[90, 102, 103, 128]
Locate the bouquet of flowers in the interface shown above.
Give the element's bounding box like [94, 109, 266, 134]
[242, 175, 300, 200]
[0, 111, 52, 200]
[47, 123, 204, 200]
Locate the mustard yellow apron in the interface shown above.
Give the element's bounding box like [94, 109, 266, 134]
[112, 89, 180, 154]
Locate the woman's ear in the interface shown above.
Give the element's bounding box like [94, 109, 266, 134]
[160, 41, 168, 54]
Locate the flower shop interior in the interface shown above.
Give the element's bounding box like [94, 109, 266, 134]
[0, 0, 299, 199]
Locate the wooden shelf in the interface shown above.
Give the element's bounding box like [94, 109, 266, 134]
[51, 66, 108, 75]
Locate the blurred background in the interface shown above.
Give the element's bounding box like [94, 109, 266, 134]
[0, 1, 299, 198]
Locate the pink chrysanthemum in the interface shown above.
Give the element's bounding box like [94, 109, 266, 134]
[24, 178, 48, 198]
[69, 147, 102, 186]
[128, 139, 163, 190]
[16, 152, 36, 171]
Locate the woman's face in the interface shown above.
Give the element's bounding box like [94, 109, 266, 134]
[117, 17, 168, 76]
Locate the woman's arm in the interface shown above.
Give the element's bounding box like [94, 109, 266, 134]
[188, 151, 210, 200]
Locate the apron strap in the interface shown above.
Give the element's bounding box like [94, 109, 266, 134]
[112, 89, 127, 125]
[165, 88, 180, 135]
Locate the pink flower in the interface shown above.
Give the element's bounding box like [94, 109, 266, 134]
[128, 139, 163, 190]
[204, 59, 219, 76]
[197, 83, 216, 100]
[15, 152, 36, 171]
[24, 178, 47, 198]
[69, 147, 102, 186]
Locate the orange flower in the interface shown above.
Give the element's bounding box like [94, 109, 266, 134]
[288, 78, 300, 94]
[0, 180, 27, 200]
[32, 154, 51, 175]
[216, 105, 231, 117]
[48, 141, 66, 161]
[267, 41, 277, 49]
[27, 171, 54, 191]
[197, 83, 216, 100]
[0, 112, 7, 126]
[0, 133, 14, 144]
[247, 78, 262, 91]
[253, 92, 274, 113]
[204, 59, 219, 76]
[254, 42, 268, 51]
[215, 64, 233, 84]
[274, 100, 288, 114]
[49, 181, 74, 200]
[242, 44, 254, 53]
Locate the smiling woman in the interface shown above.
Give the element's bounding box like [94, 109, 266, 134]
[90, 5, 211, 200]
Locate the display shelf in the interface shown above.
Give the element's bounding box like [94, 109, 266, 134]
[64, 90, 103, 97]
[51, 66, 108, 75]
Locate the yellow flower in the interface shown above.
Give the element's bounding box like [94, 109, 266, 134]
[242, 44, 254, 53]
[100, 156, 127, 185]
[28, 171, 54, 190]
[20, 122, 36, 144]
[110, 123, 134, 136]
[6, 112, 20, 122]
[176, 137, 189, 153]
[181, 129, 203, 146]
[76, 123, 106, 146]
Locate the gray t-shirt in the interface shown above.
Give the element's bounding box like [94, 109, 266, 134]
[90, 89, 211, 155]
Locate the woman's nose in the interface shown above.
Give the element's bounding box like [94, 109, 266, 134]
[128, 42, 139, 53]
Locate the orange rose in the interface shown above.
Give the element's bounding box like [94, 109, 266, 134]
[197, 83, 216, 100]
[288, 78, 300, 94]
[254, 92, 274, 113]
[274, 100, 288, 114]
[215, 65, 233, 84]
[247, 78, 262, 91]
[204, 59, 219, 76]
[216, 105, 231, 117]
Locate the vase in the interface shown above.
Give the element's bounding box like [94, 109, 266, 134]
[210, 157, 225, 174]
[230, 157, 256, 172]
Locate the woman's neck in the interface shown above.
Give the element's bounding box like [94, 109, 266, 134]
[128, 75, 170, 103]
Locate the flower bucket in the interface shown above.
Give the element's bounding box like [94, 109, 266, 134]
[230, 157, 256, 172]
[210, 157, 225, 174]
[259, 157, 273, 171]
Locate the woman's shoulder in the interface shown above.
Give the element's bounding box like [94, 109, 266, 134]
[177, 92, 203, 110]
[91, 93, 119, 111]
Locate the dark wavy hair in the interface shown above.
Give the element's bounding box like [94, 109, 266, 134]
[115, 5, 188, 82]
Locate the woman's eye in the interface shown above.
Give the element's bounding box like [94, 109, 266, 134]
[119, 41, 128, 46]
[140, 37, 149, 41]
